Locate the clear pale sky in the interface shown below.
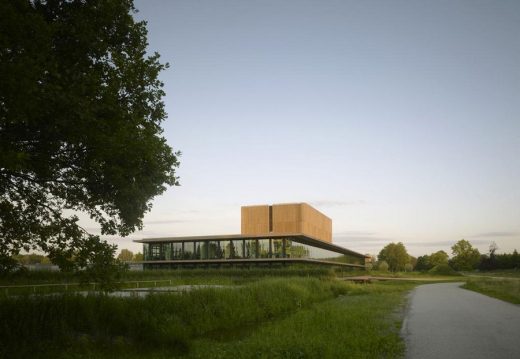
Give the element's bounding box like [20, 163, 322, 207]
[102, 0, 520, 257]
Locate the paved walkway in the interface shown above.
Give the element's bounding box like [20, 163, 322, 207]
[402, 282, 520, 359]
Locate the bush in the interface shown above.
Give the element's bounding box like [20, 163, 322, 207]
[428, 264, 460, 276]
[378, 261, 389, 272]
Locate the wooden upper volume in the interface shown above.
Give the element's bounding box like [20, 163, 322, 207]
[241, 203, 332, 243]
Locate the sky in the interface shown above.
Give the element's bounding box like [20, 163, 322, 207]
[101, 0, 520, 257]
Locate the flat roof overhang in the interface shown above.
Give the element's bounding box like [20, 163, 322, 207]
[134, 233, 368, 260]
[136, 258, 365, 268]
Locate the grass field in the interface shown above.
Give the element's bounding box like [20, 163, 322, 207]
[0, 272, 417, 359]
[463, 270, 520, 278]
[463, 276, 520, 304]
[0, 266, 347, 296]
[186, 282, 415, 359]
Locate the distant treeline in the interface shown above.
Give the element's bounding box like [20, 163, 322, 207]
[399, 240, 519, 272]
[13, 254, 51, 265]
[12, 250, 144, 267]
[478, 250, 520, 271]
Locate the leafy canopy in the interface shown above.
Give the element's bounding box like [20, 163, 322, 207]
[0, 0, 179, 274]
[450, 239, 480, 271]
[117, 249, 134, 262]
[377, 242, 411, 272]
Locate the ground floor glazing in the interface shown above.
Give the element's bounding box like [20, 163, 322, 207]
[143, 237, 364, 265]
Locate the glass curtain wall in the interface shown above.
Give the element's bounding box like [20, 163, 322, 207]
[223, 240, 245, 259]
[183, 242, 194, 259]
[143, 238, 364, 265]
[258, 239, 270, 258]
[272, 239, 283, 258]
[285, 239, 363, 265]
[245, 239, 258, 258]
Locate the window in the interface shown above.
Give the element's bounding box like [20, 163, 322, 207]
[150, 244, 162, 259]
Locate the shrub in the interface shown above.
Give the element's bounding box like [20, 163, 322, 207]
[378, 261, 389, 272]
[428, 264, 459, 276]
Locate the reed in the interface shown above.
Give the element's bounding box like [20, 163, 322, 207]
[0, 276, 352, 357]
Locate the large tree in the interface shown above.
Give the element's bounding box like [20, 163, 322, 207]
[378, 242, 410, 272]
[0, 0, 179, 274]
[450, 239, 480, 271]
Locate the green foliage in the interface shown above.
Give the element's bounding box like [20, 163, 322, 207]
[0, 278, 416, 358]
[13, 252, 50, 265]
[117, 249, 134, 262]
[0, 0, 179, 275]
[450, 239, 480, 271]
[378, 242, 411, 272]
[415, 255, 430, 271]
[378, 260, 389, 272]
[430, 250, 449, 266]
[479, 248, 520, 271]
[133, 252, 144, 261]
[0, 265, 340, 290]
[0, 277, 352, 357]
[189, 283, 414, 359]
[416, 250, 449, 272]
[428, 264, 459, 276]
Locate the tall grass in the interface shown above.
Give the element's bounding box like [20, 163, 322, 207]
[0, 265, 344, 286]
[0, 277, 355, 358]
[0, 266, 347, 296]
[188, 282, 416, 359]
[463, 277, 520, 304]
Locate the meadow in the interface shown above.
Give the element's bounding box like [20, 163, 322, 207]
[463, 276, 520, 304]
[0, 267, 419, 358]
[3, 266, 504, 358]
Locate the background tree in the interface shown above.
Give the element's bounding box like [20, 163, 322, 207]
[416, 250, 450, 271]
[408, 255, 417, 270]
[0, 0, 179, 275]
[429, 250, 449, 267]
[133, 252, 144, 261]
[117, 249, 134, 262]
[377, 242, 410, 272]
[415, 255, 431, 271]
[450, 239, 480, 271]
[377, 260, 389, 272]
[13, 253, 49, 265]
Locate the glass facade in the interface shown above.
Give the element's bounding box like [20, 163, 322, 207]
[143, 237, 364, 266]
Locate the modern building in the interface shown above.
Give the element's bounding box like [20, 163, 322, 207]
[135, 203, 369, 269]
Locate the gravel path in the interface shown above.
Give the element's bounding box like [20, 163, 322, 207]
[402, 282, 520, 359]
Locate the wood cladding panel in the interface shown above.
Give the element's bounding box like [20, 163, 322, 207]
[241, 203, 332, 243]
[300, 203, 332, 242]
[241, 205, 269, 235]
[272, 204, 301, 234]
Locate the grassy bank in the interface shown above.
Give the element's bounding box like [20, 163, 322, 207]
[463, 270, 520, 278]
[0, 266, 354, 296]
[187, 281, 415, 359]
[0, 277, 348, 357]
[463, 277, 520, 304]
[0, 277, 415, 358]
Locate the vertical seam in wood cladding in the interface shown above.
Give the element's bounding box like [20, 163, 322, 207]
[241, 203, 332, 243]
